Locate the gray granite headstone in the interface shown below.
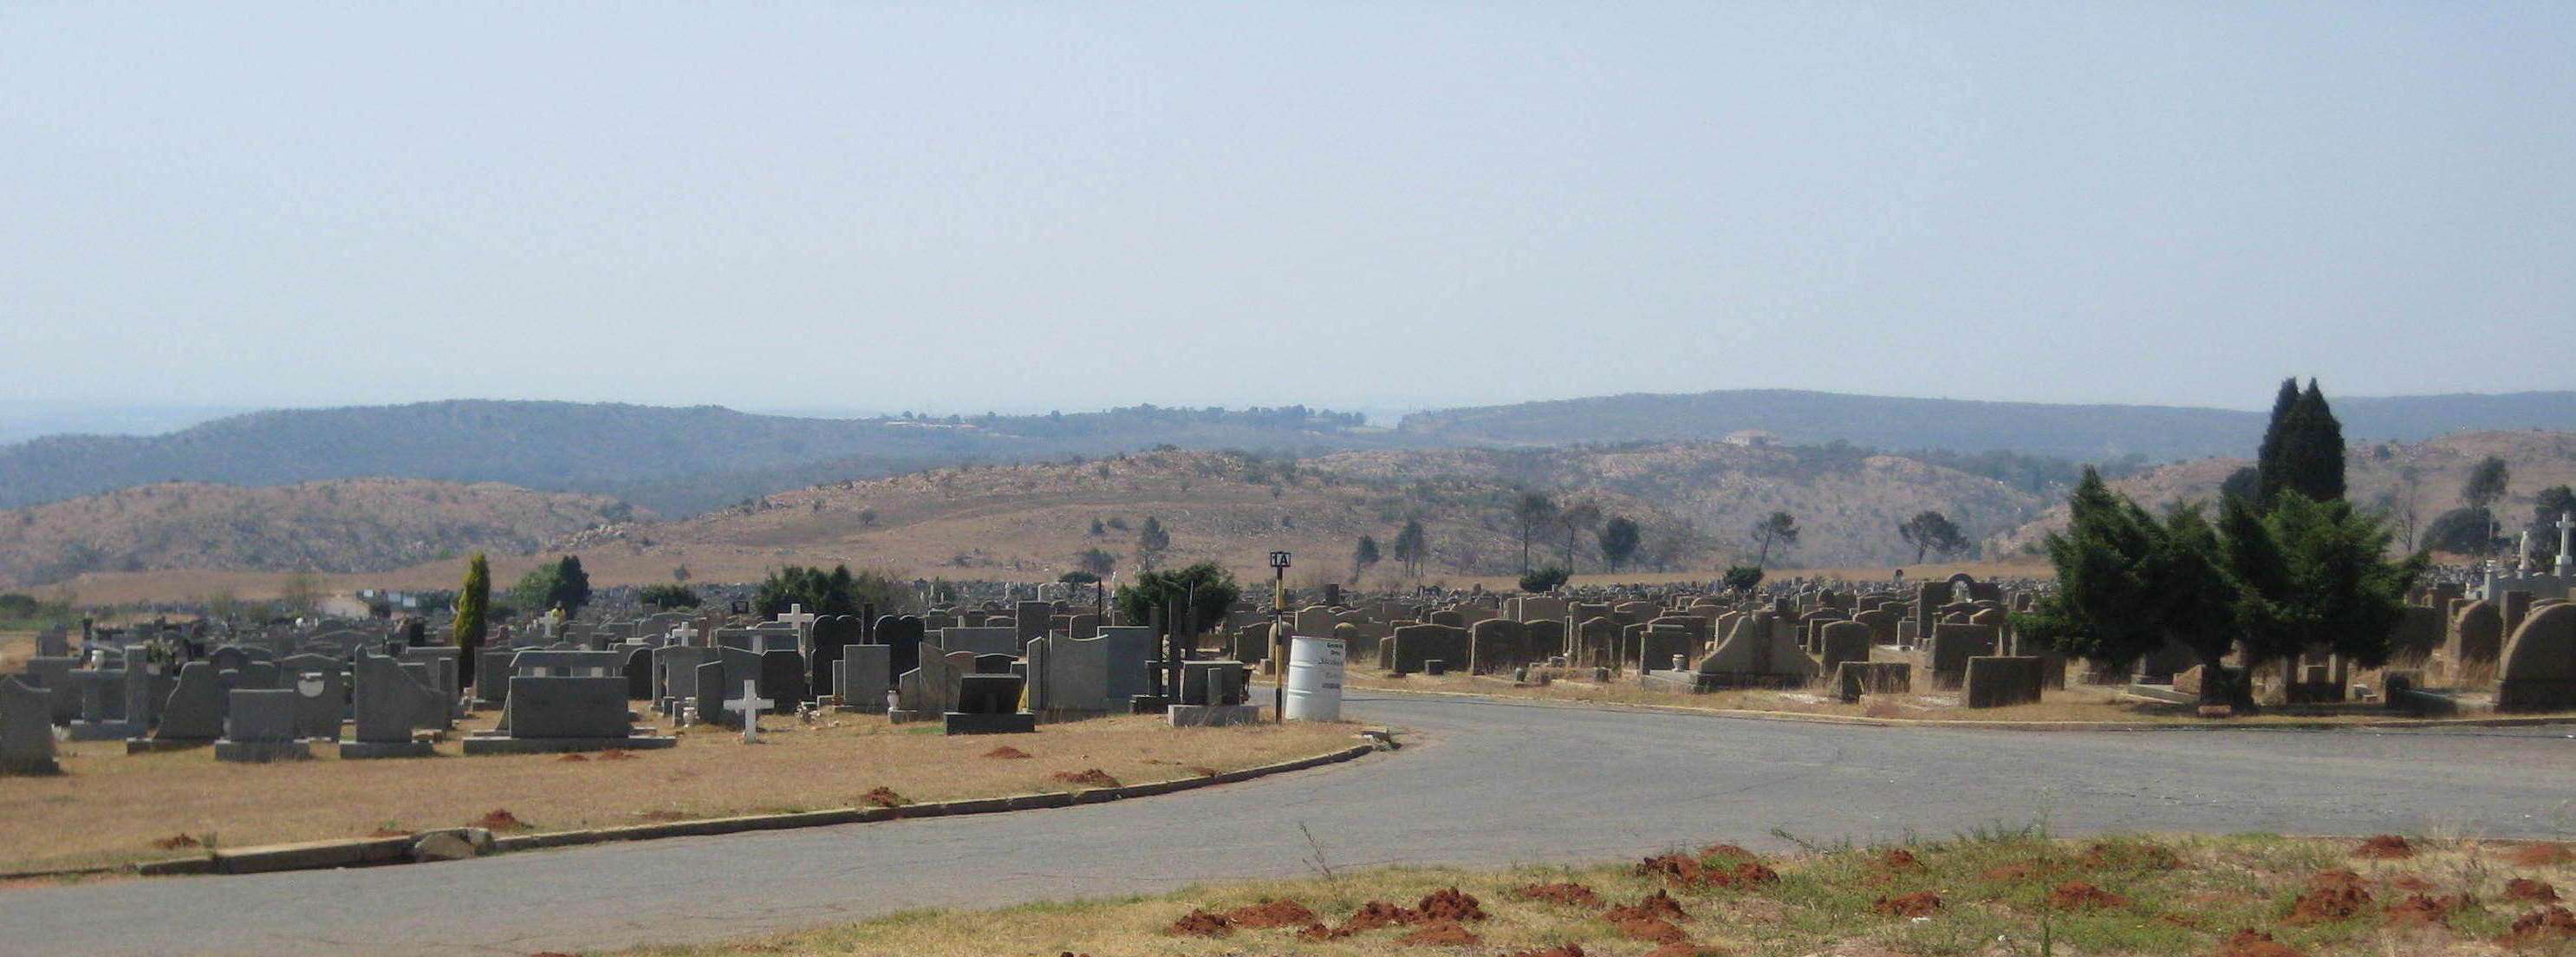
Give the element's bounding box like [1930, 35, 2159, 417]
[348, 652, 442, 757]
[1, 676, 61, 774]
[153, 661, 227, 741]
[216, 687, 312, 762]
[833, 644, 890, 711]
[503, 676, 634, 739]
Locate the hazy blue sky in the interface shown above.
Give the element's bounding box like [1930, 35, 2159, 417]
[4, 3, 2568, 416]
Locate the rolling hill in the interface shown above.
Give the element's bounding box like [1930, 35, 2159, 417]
[0, 400, 1395, 516]
[1399, 389, 2576, 462]
[0, 478, 643, 588]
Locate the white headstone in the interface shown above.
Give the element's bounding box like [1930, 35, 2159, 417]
[725, 679, 772, 744]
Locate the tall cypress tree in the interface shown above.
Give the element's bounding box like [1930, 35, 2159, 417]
[2254, 378, 2345, 505]
[2287, 380, 2345, 501]
[453, 552, 489, 688]
[2252, 377, 2301, 501]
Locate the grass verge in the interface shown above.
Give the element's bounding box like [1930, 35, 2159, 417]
[601, 832, 2576, 957]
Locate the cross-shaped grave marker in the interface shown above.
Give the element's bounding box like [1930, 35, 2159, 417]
[726, 679, 772, 744]
[776, 603, 821, 656]
[667, 623, 699, 646]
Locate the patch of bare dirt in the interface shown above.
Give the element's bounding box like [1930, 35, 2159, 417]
[1167, 908, 1232, 937]
[2384, 894, 2454, 928]
[2501, 905, 2576, 945]
[2211, 928, 2306, 957]
[1512, 882, 1605, 907]
[2508, 843, 2576, 867]
[1603, 889, 1689, 923]
[1049, 768, 1120, 788]
[1879, 848, 1923, 871]
[1339, 900, 1425, 932]
[1396, 921, 1480, 947]
[596, 749, 638, 760]
[2285, 878, 2371, 925]
[981, 745, 1031, 759]
[1873, 891, 1942, 917]
[1614, 916, 1689, 944]
[859, 787, 907, 807]
[471, 809, 529, 831]
[2048, 882, 2128, 909]
[147, 834, 200, 850]
[1222, 899, 1319, 928]
[2508, 878, 2561, 902]
[2352, 835, 2416, 859]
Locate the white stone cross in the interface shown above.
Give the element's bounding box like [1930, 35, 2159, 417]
[667, 623, 699, 646]
[2557, 511, 2574, 576]
[776, 604, 819, 634]
[726, 679, 772, 744]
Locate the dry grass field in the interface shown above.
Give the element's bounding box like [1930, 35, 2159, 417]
[605, 833, 2576, 957]
[0, 712, 1362, 875]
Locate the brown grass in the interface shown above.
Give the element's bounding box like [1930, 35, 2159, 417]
[589, 834, 2576, 957]
[0, 712, 1360, 874]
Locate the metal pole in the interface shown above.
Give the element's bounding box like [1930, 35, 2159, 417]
[1272, 563, 1286, 722]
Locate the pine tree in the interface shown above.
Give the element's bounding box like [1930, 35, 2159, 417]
[2015, 470, 2242, 706]
[2256, 379, 2346, 505]
[1352, 536, 1381, 578]
[453, 553, 489, 689]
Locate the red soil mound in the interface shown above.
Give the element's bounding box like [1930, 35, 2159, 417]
[1396, 921, 1480, 947]
[859, 787, 908, 807]
[2049, 882, 2128, 909]
[2352, 835, 2416, 859]
[1167, 908, 1232, 936]
[471, 809, 529, 831]
[596, 749, 639, 760]
[2508, 878, 2561, 902]
[2501, 906, 2576, 944]
[556, 753, 589, 762]
[149, 834, 201, 850]
[1873, 891, 1942, 917]
[2286, 882, 2372, 925]
[1223, 899, 1319, 928]
[1341, 900, 1424, 932]
[1417, 886, 1488, 922]
[1879, 848, 1923, 871]
[1603, 889, 1689, 923]
[982, 745, 1032, 758]
[1512, 882, 1603, 907]
[1614, 916, 1688, 943]
[2384, 894, 2452, 928]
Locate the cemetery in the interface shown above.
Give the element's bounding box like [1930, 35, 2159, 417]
[0, 598, 1363, 876]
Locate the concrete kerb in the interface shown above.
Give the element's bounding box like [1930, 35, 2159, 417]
[1341, 682, 2576, 733]
[4, 734, 1389, 884]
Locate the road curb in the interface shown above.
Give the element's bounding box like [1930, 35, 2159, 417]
[5, 735, 1387, 884]
[1348, 683, 2576, 732]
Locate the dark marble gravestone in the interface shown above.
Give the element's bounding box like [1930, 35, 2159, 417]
[942, 673, 1036, 735]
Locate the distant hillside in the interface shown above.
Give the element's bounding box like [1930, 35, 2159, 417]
[0, 400, 1398, 517]
[1994, 431, 2576, 556]
[0, 478, 644, 587]
[1399, 389, 2576, 462]
[527, 443, 2046, 589]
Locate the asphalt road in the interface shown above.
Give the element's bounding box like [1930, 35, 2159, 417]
[10, 692, 2576, 956]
